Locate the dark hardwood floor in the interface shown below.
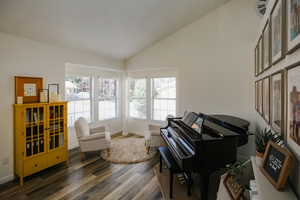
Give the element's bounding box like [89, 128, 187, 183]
[0, 149, 163, 200]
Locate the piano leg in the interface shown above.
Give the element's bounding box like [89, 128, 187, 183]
[159, 154, 162, 173]
[201, 170, 211, 200]
[170, 171, 173, 199]
[187, 172, 192, 196]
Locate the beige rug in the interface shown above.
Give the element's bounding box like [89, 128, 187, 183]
[101, 135, 156, 164]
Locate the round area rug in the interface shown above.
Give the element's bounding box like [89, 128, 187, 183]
[101, 136, 156, 164]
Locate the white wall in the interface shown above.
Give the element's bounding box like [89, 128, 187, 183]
[126, 0, 260, 158]
[0, 32, 123, 183]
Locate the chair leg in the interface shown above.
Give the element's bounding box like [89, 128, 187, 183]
[80, 152, 86, 161]
[147, 146, 150, 154]
[107, 148, 111, 157]
[160, 154, 162, 173]
[170, 171, 173, 199]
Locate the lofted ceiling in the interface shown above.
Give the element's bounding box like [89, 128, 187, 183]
[0, 0, 229, 60]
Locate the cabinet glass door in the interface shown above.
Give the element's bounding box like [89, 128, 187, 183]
[48, 105, 65, 150]
[25, 106, 46, 157]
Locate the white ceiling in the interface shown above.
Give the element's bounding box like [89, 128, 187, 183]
[0, 0, 229, 60]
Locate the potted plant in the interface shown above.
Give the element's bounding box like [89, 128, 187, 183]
[255, 128, 283, 158]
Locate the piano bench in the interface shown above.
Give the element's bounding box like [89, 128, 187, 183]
[158, 147, 192, 199]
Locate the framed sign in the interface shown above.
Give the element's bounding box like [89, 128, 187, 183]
[15, 76, 43, 103]
[263, 76, 270, 123]
[270, 71, 284, 133]
[271, 0, 285, 63]
[260, 141, 293, 190]
[287, 0, 300, 53]
[255, 45, 259, 76]
[259, 37, 264, 74]
[223, 173, 244, 200]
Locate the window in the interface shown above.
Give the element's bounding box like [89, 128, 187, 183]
[128, 78, 147, 119]
[98, 78, 118, 120]
[151, 77, 176, 121]
[65, 76, 91, 127]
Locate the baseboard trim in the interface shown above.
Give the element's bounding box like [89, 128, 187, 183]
[0, 174, 14, 185]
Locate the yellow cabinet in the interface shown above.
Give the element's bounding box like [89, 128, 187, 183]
[14, 102, 68, 186]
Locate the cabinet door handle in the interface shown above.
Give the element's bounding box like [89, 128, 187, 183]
[56, 156, 59, 159]
[34, 164, 38, 167]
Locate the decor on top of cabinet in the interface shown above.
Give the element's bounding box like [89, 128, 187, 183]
[39, 89, 48, 103]
[271, 0, 285, 63]
[270, 71, 284, 134]
[260, 141, 293, 190]
[48, 84, 60, 102]
[287, 0, 300, 53]
[262, 21, 271, 71]
[15, 76, 43, 104]
[287, 64, 300, 157]
[255, 128, 283, 158]
[262, 76, 270, 123]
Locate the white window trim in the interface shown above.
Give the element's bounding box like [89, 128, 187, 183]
[127, 76, 177, 122]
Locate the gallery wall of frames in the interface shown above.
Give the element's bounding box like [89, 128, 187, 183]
[254, 0, 300, 162]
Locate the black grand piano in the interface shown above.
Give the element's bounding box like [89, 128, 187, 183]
[160, 112, 250, 200]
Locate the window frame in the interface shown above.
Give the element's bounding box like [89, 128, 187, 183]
[96, 77, 119, 121]
[128, 76, 177, 122]
[128, 78, 148, 120]
[65, 75, 93, 127]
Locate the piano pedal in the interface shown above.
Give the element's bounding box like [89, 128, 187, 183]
[176, 174, 186, 184]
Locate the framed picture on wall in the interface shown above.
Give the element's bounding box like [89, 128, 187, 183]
[270, 71, 284, 134]
[271, 0, 285, 63]
[263, 21, 271, 71]
[287, 0, 300, 53]
[258, 79, 263, 115]
[287, 65, 300, 158]
[259, 37, 264, 74]
[263, 76, 270, 123]
[255, 81, 258, 111]
[255, 45, 259, 76]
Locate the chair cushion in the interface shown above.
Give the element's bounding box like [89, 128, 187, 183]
[75, 117, 90, 138]
[79, 132, 106, 142]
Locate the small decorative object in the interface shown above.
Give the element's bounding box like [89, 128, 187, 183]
[39, 89, 48, 103]
[287, 65, 300, 157]
[17, 96, 23, 104]
[271, 0, 284, 63]
[255, 128, 283, 157]
[15, 76, 43, 103]
[270, 71, 284, 133]
[260, 141, 293, 190]
[262, 76, 270, 123]
[262, 21, 271, 71]
[48, 84, 59, 102]
[287, 0, 300, 53]
[223, 160, 251, 200]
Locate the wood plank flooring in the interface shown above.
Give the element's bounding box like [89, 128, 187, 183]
[0, 149, 163, 200]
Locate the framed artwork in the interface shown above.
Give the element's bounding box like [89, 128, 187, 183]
[260, 141, 293, 190]
[255, 82, 258, 111]
[258, 80, 263, 115]
[48, 84, 60, 102]
[263, 77, 270, 123]
[259, 37, 264, 74]
[255, 45, 259, 76]
[263, 21, 271, 71]
[287, 0, 300, 53]
[287, 65, 300, 157]
[15, 76, 43, 103]
[223, 173, 244, 200]
[271, 0, 285, 63]
[270, 71, 284, 133]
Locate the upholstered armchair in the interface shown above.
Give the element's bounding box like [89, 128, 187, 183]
[144, 124, 166, 154]
[74, 117, 111, 160]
